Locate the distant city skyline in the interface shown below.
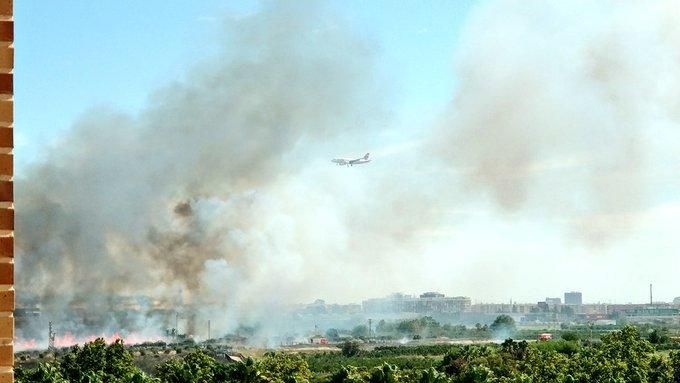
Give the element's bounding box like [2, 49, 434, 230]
[306, 288, 680, 307]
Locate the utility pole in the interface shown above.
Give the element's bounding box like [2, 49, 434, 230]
[48, 321, 55, 351]
[368, 318, 372, 338]
[208, 320, 211, 341]
[649, 283, 653, 305]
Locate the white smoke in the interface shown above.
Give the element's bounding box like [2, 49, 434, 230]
[16, 0, 680, 343]
[15, 1, 430, 340]
[433, 0, 680, 246]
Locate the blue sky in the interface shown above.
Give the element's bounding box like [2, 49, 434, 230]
[15, 0, 474, 168]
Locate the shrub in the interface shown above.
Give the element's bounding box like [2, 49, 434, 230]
[561, 331, 579, 342]
[341, 341, 361, 357]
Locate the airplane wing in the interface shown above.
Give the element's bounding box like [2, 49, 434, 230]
[333, 153, 370, 166]
[349, 153, 370, 165]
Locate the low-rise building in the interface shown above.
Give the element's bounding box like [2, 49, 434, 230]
[545, 297, 562, 306]
[362, 292, 471, 314]
[564, 292, 583, 305]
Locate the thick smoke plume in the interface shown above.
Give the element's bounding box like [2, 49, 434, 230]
[17, 0, 680, 344]
[434, 1, 680, 245]
[16, 2, 411, 340]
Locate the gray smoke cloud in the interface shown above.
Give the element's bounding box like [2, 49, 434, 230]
[433, 1, 680, 246]
[15, 1, 406, 340]
[16, 0, 680, 344]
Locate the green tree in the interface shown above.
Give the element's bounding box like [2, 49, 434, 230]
[440, 348, 466, 376]
[561, 332, 579, 342]
[649, 354, 674, 383]
[397, 321, 418, 335]
[519, 348, 569, 383]
[59, 338, 155, 383]
[154, 351, 229, 383]
[418, 367, 450, 383]
[226, 358, 261, 383]
[369, 363, 399, 383]
[326, 328, 341, 341]
[330, 366, 370, 383]
[457, 365, 494, 383]
[257, 352, 311, 383]
[490, 315, 516, 338]
[341, 341, 362, 357]
[568, 326, 654, 383]
[376, 320, 393, 335]
[440, 345, 505, 380]
[649, 329, 671, 345]
[352, 325, 370, 338]
[669, 350, 680, 383]
[501, 339, 529, 361]
[16, 363, 68, 383]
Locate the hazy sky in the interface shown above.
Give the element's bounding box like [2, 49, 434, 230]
[15, 1, 680, 306]
[15, 0, 473, 165]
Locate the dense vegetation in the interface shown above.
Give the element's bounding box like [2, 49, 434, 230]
[332, 315, 663, 343]
[15, 326, 680, 382]
[346, 317, 497, 341]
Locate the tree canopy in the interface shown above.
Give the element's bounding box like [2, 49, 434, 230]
[15, 326, 680, 383]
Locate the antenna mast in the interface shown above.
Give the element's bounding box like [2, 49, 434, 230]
[48, 321, 55, 351]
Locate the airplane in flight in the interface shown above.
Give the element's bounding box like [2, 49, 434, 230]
[332, 153, 371, 167]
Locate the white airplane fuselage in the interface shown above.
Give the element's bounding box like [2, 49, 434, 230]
[332, 153, 371, 167]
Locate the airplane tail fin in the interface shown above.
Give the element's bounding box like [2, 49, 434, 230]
[364, 153, 370, 160]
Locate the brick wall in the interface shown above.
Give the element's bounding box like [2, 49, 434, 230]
[0, 0, 12, 381]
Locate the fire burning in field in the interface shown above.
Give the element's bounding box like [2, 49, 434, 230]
[15, 333, 170, 352]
